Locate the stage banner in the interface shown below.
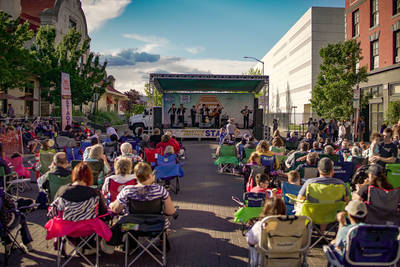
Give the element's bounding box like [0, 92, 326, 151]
[61, 72, 72, 130]
[168, 128, 252, 138]
[162, 93, 253, 126]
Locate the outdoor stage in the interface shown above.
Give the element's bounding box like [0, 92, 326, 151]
[150, 73, 269, 139]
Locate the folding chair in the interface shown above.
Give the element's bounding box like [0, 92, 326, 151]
[302, 167, 318, 179]
[285, 141, 299, 151]
[0, 189, 25, 266]
[154, 154, 184, 194]
[319, 154, 340, 162]
[287, 152, 308, 171]
[287, 183, 346, 248]
[80, 141, 91, 153]
[55, 136, 75, 151]
[246, 165, 266, 191]
[45, 212, 112, 267]
[71, 160, 82, 170]
[323, 224, 400, 267]
[144, 148, 162, 167]
[281, 182, 301, 215]
[365, 185, 400, 225]
[333, 162, 355, 183]
[65, 147, 82, 163]
[39, 152, 55, 174]
[103, 142, 118, 161]
[386, 163, 400, 188]
[85, 161, 104, 185]
[48, 174, 72, 202]
[0, 167, 30, 198]
[242, 148, 256, 164]
[122, 198, 168, 267]
[214, 145, 238, 173]
[233, 192, 266, 235]
[253, 215, 312, 267]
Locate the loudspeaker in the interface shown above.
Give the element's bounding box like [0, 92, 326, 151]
[255, 109, 263, 127]
[254, 126, 263, 140]
[253, 98, 258, 124]
[153, 107, 162, 129]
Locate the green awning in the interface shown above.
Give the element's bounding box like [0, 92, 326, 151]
[150, 73, 268, 94]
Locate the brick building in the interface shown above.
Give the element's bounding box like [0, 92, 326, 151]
[346, 0, 400, 133]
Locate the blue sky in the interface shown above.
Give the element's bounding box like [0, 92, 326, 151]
[82, 0, 344, 92]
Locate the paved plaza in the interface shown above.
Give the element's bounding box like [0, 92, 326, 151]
[2, 141, 326, 266]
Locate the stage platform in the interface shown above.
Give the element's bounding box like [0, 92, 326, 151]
[166, 128, 252, 139]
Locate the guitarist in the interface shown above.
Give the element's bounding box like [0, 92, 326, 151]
[241, 105, 252, 129]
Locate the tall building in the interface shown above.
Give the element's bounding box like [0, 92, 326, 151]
[345, 0, 400, 133]
[254, 7, 345, 119]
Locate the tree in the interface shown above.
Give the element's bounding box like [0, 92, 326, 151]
[144, 82, 162, 106]
[32, 26, 109, 106]
[311, 40, 368, 120]
[0, 11, 35, 92]
[121, 89, 141, 114]
[386, 101, 400, 125]
[244, 68, 264, 98]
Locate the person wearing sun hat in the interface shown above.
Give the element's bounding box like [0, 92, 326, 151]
[333, 199, 367, 253]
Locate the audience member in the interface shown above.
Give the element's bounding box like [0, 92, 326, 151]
[102, 157, 136, 200]
[83, 137, 99, 160]
[370, 128, 397, 167]
[354, 164, 393, 201]
[149, 128, 162, 146]
[250, 173, 270, 195]
[285, 142, 310, 169]
[287, 170, 300, 186]
[37, 152, 71, 191]
[116, 142, 143, 163]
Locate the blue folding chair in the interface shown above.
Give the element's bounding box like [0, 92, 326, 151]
[80, 141, 91, 152]
[323, 224, 400, 266]
[65, 147, 82, 163]
[281, 182, 301, 215]
[260, 154, 275, 171]
[154, 154, 184, 194]
[333, 162, 355, 183]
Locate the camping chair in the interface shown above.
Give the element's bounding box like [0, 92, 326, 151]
[281, 182, 301, 215]
[386, 163, 400, 188]
[251, 215, 312, 267]
[80, 141, 91, 153]
[71, 160, 82, 170]
[0, 189, 25, 266]
[86, 160, 104, 185]
[214, 145, 238, 174]
[121, 198, 171, 267]
[48, 174, 72, 202]
[365, 186, 400, 225]
[103, 142, 118, 161]
[0, 167, 30, 198]
[44, 205, 112, 267]
[233, 192, 266, 235]
[319, 154, 340, 162]
[302, 167, 319, 179]
[246, 165, 266, 192]
[39, 152, 55, 174]
[242, 148, 256, 164]
[287, 152, 308, 171]
[55, 136, 75, 151]
[323, 224, 400, 267]
[285, 142, 299, 151]
[287, 183, 347, 248]
[260, 155, 275, 173]
[65, 147, 82, 163]
[351, 156, 366, 168]
[333, 162, 355, 184]
[144, 148, 161, 167]
[154, 154, 184, 194]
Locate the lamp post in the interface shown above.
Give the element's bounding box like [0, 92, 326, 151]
[244, 56, 268, 139]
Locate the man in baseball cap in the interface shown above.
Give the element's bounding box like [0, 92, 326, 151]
[334, 200, 367, 253]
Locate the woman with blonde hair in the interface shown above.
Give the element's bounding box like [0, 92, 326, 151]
[256, 140, 279, 170]
[85, 144, 111, 183]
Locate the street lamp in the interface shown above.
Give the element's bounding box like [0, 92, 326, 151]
[243, 56, 269, 139]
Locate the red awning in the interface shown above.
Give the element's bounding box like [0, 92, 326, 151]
[106, 96, 113, 104]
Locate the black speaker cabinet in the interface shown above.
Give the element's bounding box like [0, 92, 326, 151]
[153, 107, 163, 129]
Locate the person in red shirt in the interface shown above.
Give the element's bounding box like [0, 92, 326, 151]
[156, 135, 178, 155]
[250, 173, 270, 196]
[165, 131, 181, 154]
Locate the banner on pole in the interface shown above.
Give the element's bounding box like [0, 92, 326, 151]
[61, 72, 72, 130]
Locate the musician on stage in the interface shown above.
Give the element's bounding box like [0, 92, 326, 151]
[241, 105, 252, 129]
[213, 104, 223, 128]
[168, 104, 177, 127]
[177, 104, 186, 127]
[200, 104, 210, 123]
[190, 105, 197, 127]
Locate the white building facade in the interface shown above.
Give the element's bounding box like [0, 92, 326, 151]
[255, 7, 345, 118]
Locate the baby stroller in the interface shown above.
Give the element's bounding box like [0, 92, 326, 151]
[233, 192, 267, 236]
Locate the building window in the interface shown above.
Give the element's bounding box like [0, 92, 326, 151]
[370, 0, 379, 27]
[395, 31, 400, 63]
[69, 19, 76, 29]
[390, 83, 400, 94]
[394, 0, 400, 15]
[352, 10, 360, 37]
[370, 40, 379, 70]
[371, 102, 384, 133]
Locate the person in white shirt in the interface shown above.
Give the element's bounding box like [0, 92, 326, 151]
[106, 125, 119, 139]
[338, 122, 346, 140]
[226, 119, 236, 140]
[102, 157, 136, 197]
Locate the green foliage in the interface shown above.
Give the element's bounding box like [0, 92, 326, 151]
[144, 83, 162, 106]
[311, 40, 368, 120]
[244, 68, 264, 98]
[122, 89, 141, 114]
[132, 104, 145, 115]
[386, 101, 400, 125]
[0, 11, 35, 91]
[91, 110, 124, 125]
[32, 26, 109, 106]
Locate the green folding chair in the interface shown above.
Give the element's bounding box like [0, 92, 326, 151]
[48, 173, 72, 202]
[242, 148, 256, 164]
[39, 153, 55, 174]
[386, 164, 400, 188]
[214, 145, 238, 173]
[286, 182, 346, 248]
[319, 154, 340, 162]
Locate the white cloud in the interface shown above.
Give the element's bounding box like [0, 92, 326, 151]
[122, 33, 169, 53]
[105, 57, 254, 93]
[81, 0, 131, 33]
[185, 46, 205, 54]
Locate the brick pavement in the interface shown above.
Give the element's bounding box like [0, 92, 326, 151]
[1, 141, 327, 266]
